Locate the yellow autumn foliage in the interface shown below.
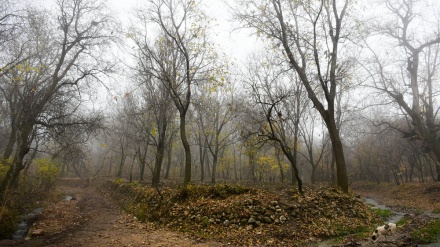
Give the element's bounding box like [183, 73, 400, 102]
[35, 158, 61, 191]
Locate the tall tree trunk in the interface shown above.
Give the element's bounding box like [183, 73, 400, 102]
[116, 144, 126, 178]
[152, 110, 168, 187]
[180, 112, 191, 186]
[330, 152, 336, 185]
[152, 131, 167, 186]
[138, 146, 148, 182]
[3, 125, 17, 159]
[0, 126, 31, 199]
[164, 143, 172, 179]
[199, 138, 205, 182]
[129, 154, 136, 183]
[311, 165, 317, 184]
[328, 121, 348, 192]
[275, 149, 284, 183]
[211, 153, 217, 184]
[282, 148, 303, 194]
[427, 150, 440, 181]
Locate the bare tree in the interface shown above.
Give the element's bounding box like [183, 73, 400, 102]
[0, 0, 115, 197]
[234, 0, 353, 192]
[193, 81, 238, 184]
[299, 108, 330, 184]
[364, 0, 440, 181]
[130, 0, 219, 186]
[242, 51, 305, 193]
[0, 0, 24, 78]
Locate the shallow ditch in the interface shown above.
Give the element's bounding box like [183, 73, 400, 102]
[11, 194, 76, 240]
[365, 197, 440, 247]
[318, 197, 440, 247]
[11, 207, 43, 240]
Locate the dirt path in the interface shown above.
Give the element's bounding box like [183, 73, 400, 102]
[0, 179, 223, 247]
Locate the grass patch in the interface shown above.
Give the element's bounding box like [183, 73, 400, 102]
[396, 217, 410, 227]
[370, 207, 392, 219]
[411, 219, 440, 244]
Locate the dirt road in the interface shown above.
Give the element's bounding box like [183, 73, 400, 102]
[0, 179, 223, 247]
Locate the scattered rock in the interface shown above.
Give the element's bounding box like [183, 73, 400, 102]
[280, 215, 287, 222]
[248, 217, 256, 224]
[30, 228, 45, 237]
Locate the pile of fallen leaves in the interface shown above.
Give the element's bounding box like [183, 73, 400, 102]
[107, 181, 378, 246]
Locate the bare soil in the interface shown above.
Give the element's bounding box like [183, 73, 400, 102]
[0, 179, 223, 247]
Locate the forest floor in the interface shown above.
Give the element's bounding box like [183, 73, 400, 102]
[0, 179, 223, 247]
[0, 179, 439, 247]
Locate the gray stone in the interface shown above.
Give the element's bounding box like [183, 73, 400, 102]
[248, 217, 256, 224]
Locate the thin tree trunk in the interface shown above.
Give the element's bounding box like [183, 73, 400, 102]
[180, 112, 191, 186]
[3, 125, 17, 160]
[164, 143, 172, 179]
[199, 139, 205, 182]
[275, 150, 284, 183]
[129, 154, 136, 183]
[152, 118, 167, 187]
[282, 149, 303, 194]
[211, 153, 217, 184]
[116, 143, 126, 178]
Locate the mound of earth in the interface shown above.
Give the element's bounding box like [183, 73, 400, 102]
[108, 182, 378, 246]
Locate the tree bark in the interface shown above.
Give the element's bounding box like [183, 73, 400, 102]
[327, 118, 349, 192]
[152, 110, 168, 187]
[180, 112, 192, 186]
[0, 125, 32, 199]
[164, 143, 172, 179]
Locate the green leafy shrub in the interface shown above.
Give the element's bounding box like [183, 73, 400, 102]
[35, 158, 61, 191]
[113, 178, 124, 185]
[0, 159, 12, 181]
[0, 207, 17, 239]
[411, 219, 440, 244]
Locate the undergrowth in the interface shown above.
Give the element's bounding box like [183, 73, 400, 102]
[0, 159, 61, 239]
[411, 219, 440, 244]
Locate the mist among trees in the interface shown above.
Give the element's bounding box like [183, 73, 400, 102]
[2, 0, 440, 199]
